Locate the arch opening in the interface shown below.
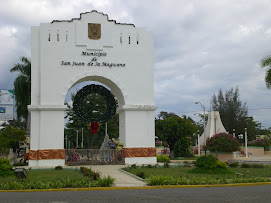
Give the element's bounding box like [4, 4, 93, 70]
[63, 75, 126, 108]
[63, 79, 124, 164]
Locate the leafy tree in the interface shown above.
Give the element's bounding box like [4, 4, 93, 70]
[2, 119, 26, 130]
[260, 55, 271, 89]
[260, 127, 271, 136]
[211, 87, 248, 137]
[157, 111, 176, 120]
[156, 115, 195, 158]
[0, 125, 26, 152]
[238, 116, 260, 141]
[0, 134, 9, 155]
[65, 92, 119, 149]
[10, 57, 31, 130]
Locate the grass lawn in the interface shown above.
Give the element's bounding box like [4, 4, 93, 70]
[0, 168, 114, 190]
[0, 169, 89, 183]
[123, 166, 271, 179]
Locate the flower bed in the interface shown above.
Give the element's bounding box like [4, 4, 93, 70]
[206, 133, 240, 153]
[206, 133, 240, 162]
[248, 139, 267, 148]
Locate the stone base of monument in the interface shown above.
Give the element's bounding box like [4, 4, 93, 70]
[211, 152, 233, 162]
[247, 147, 264, 156]
[29, 159, 65, 167]
[125, 157, 157, 165]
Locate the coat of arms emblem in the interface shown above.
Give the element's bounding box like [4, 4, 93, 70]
[88, 23, 101, 40]
[0, 107, 6, 113]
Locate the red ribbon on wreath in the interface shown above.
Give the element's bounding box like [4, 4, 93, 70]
[91, 121, 99, 134]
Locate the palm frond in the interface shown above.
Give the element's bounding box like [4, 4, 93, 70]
[10, 57, 31, 78]
[261, 55, 271, 67]
[265, 68, 271, 89]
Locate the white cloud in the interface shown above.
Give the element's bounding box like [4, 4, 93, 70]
[0, 0, 271, 128]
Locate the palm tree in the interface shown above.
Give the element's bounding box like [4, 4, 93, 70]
[260, 55, 271, 89]
[10, 57, 31, 129]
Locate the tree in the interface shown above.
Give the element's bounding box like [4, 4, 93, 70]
[2, 118, 26, 130]
[0, 133, 9, 155]
[157, 111, 176, 120]
[260, 55, 271, 89]
[156, 115, 195, 158]
[211, 87, 248, 136]
[65, 91, 119, 149]
[10, 57, 31, 129]
[0, 125, 26, 152]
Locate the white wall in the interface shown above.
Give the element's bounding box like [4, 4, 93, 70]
[29, 11, 156, 167]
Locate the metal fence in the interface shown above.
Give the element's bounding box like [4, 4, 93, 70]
[65, 149, 125, 165]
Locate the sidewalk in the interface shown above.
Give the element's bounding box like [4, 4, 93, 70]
[233, 154, 271, 163]
[85, 165, 147, 187]
[61, 165, 147, 187]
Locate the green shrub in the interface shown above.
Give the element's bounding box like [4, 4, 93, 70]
[164, 162, 169, 168]
[0, 158, 13, 177]
[195, 154, 218, 169]
[241, 163, 250, 168]
[147, 175, 271, 186]
[240, 163, 264, 168]
[248, 139, 267, 149]
[79, 167, 100, 180]
[80, 167, 87, 173]
[216, 161, 227, 169]
[250, 164, 264, 168]
[13, 162, 28, 167]
[130, 164, 137, 169]
[55, 166, 63, 170]
[229, 162, 239, 168]
[97, 176, 115, 187]
[157, 155, 170, 163]
[0, 176, 115, 190]
[183, 161, 190, 167]
[183, 161, 194, 167]
[136, 171, 145, 179]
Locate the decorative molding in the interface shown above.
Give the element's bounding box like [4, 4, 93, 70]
[118, 105, 157, 112]
[51, 10, 135, 27]
[28, 105, 67, 111]
[124, 147, 156, 158]
[29, 149, 65, 160]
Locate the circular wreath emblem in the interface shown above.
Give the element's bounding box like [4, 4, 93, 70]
[73, 84, 116, 123]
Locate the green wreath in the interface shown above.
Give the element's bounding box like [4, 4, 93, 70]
[73, 84, 116, 123]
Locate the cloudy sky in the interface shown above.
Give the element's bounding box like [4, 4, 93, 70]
[1, 0, 271, 129]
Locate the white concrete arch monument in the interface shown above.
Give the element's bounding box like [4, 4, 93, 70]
[28, 11, 157, 167]
[199, 111, 227, 146]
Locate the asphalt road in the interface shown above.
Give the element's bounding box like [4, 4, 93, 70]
[1, 185, 271, 203]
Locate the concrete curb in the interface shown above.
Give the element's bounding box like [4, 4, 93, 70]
[118, 168, 146, 182]
[1, 182, 271, 192]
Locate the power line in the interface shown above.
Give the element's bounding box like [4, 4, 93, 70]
[248, 108, 271, 110]
[163, 107, 271, 116]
